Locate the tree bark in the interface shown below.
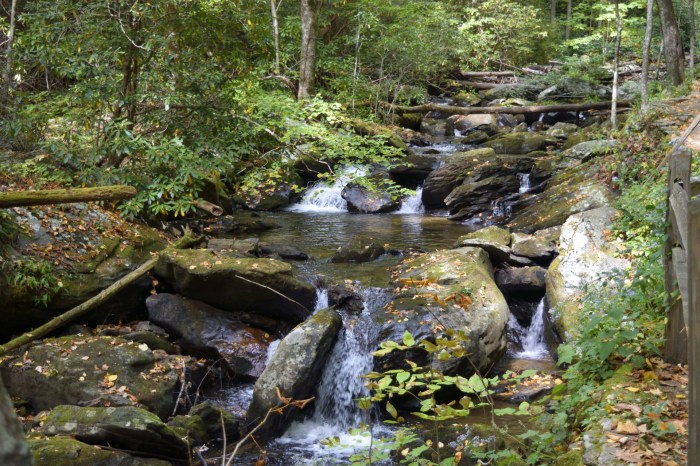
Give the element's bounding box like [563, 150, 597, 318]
[298, 0, 322, 100]
[565, 0, 573, 41]
[270, 0, 281, 75]
[642, 0, 654, 113]
[656, 0, 685, 86]
[385, 100, 631, 115]
[611, 0, 623, 128]
[691, 0, 696, 79]
[0, 232, 202, 357]
[551, 0, 557, 23]
[0, 186, 137, 208]
[1, 0, 17, 102]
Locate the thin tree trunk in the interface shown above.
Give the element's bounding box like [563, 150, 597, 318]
[691, 0, 696, 79]
[298, 0, 322, 100]
[270, 0, 281, 75]
[1, 0, 18, 102]
[657, 0, 685, 86]
[611, 0, 623, 128]
[565, 0, 573, 41]
[642, 0, 655, 113]
[551, 0, 557, 23]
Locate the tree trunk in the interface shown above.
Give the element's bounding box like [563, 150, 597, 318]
[656, 0, 685, 86]
[641, 0, 654, 113]
[0, 186, 137, 208]
[1, 0, 18, 102]
[551, 0, 557, 23]
[611, 0, 623, 128]
[565, 0, 573, 41]
[270, 0, 281, 75]
[691, 0, 696, 79]
[298, 0, 322, 100]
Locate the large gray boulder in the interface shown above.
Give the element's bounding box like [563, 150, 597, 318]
[341, 182, 401, 213]
[1, 336, 180, 419]
[545, 207, 630, 340]
[146, 294, 276, 379]
[247, 308, 342, 438]
[42, 405, 189, 460]
[537, 77, 611, 101]
[0, 374, 32, 465]
[511, 232, 557, 263]
[155, 249, 316, 323]
[373, 247, 509, 375]
[495, 266, 547, 294]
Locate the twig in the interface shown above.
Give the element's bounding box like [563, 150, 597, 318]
[172, 360, 188, 417]
[220, 411, 227, 466]
[234, 274, 310, 313]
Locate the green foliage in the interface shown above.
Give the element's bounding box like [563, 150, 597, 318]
[1, 257, 63, 307]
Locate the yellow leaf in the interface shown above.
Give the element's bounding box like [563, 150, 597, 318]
[107, 374, 118, 382]
[624, 386, 640, 393]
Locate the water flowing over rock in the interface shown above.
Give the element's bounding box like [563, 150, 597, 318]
[545, 207, 630, 340]
[42, 405, 190, 460]
[155, 249, 316, 323]
[374, 247, 509, 375]
[1, 336, 180, 419]
[247, 307, 342, 439]
[29, 437, 170, 465]
[146, 293, 276, 379]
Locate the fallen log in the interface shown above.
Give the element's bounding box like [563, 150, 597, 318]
[455, 81, 499, 90]
[0, 185, 136, 208]
[460, 71, 516, 78]
[194, 199, 224, 217]
[0, 232, 202, 356]
[384, 100, 631, 115]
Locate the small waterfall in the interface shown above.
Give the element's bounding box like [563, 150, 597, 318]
[490, 198, 512, 218]
[288, 167, 365, 213]
[396, 187, 425, 214]
[274, 288, 391, 459]
[518, 173, 531, 193]
[510, 298, 549, 360]
[315, 287, 329, 311]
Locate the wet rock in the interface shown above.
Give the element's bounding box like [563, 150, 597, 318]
[168, 402, 239, 445]
[155, 249, 316, 323]
[456, 226, 512, 247]
[483, 83, 547, 101]
[258, 243, 309, 261]
[29, 437, 169, 466]
[42, 405, 189, 460]
[327, 283, 365, 314]
[374, 247, 509, 376]
[389, 154, 439, 188]
[482, 132, 553, 154]
[445, 174, 520, 220]
[341, 182, 401, 214]
[147, 294, 275, 379]
[1, 336, 180, 419]
[422, 148, 496, 208]
[0, 374, 32, 466]
[247, 308, 342, 439]
[546, 207, 630, 340]
[447, 114, 498, 134]
[458, 130, 490, 145]
[420, 118, 448, 136]
[495, 266, 547, 294]
[331, 239, 387, 263]
[204, 214, 281, 235]
[453, 227, 512, 264]
[396, 113, 422, 131]
[507, 161, 614, 233]
[511, 232, 557, 262]
[207, 238, 259, 256]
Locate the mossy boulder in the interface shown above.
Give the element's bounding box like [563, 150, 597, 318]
[564, 139, 620, 162]
[0, 374, 32, 466]
[507, 161, 615, 233]
[155, 249, 316, 323]
[331, 238, 387, 263]
[453, 226, 513, 264]
[1, 336, 180, 419]
[42, 405, 189, 460]
[482, 132, 553, 154]
[236, 173, 304, 211]
[456, 225, 512, 246]
[511, 232, 557, 263]
[545, 207, 630, 340]
[29, 437, 170, 466]
[247, 308, 342, 439]
[146, 293, 275, 379]
[341, 181, 401, 214]
[374, 247, 509, 375]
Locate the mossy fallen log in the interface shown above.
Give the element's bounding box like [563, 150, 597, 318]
[0, 185, 136, 208]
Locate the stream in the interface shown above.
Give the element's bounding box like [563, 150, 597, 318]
[209, 133, 557, 464]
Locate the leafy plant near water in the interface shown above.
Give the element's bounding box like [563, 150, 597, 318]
[1, 257, 63, 307]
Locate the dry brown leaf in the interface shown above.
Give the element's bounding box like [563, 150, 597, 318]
[616, 420, 639, 435]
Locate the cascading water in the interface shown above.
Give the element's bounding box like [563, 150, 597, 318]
[490, 198, 513, 218]
[396, 187, 425, 214]
[287, 167, 366, 213]
[273, 288, 391, 463]
[509, 298, 549, 360]
[518, 173, 531, 193]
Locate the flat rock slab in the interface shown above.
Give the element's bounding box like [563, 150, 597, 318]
[1, 336, 180, 419]
[155, 249, 316, 323]
[29, 437, 170, 465]
[42, 405, 189, 460]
